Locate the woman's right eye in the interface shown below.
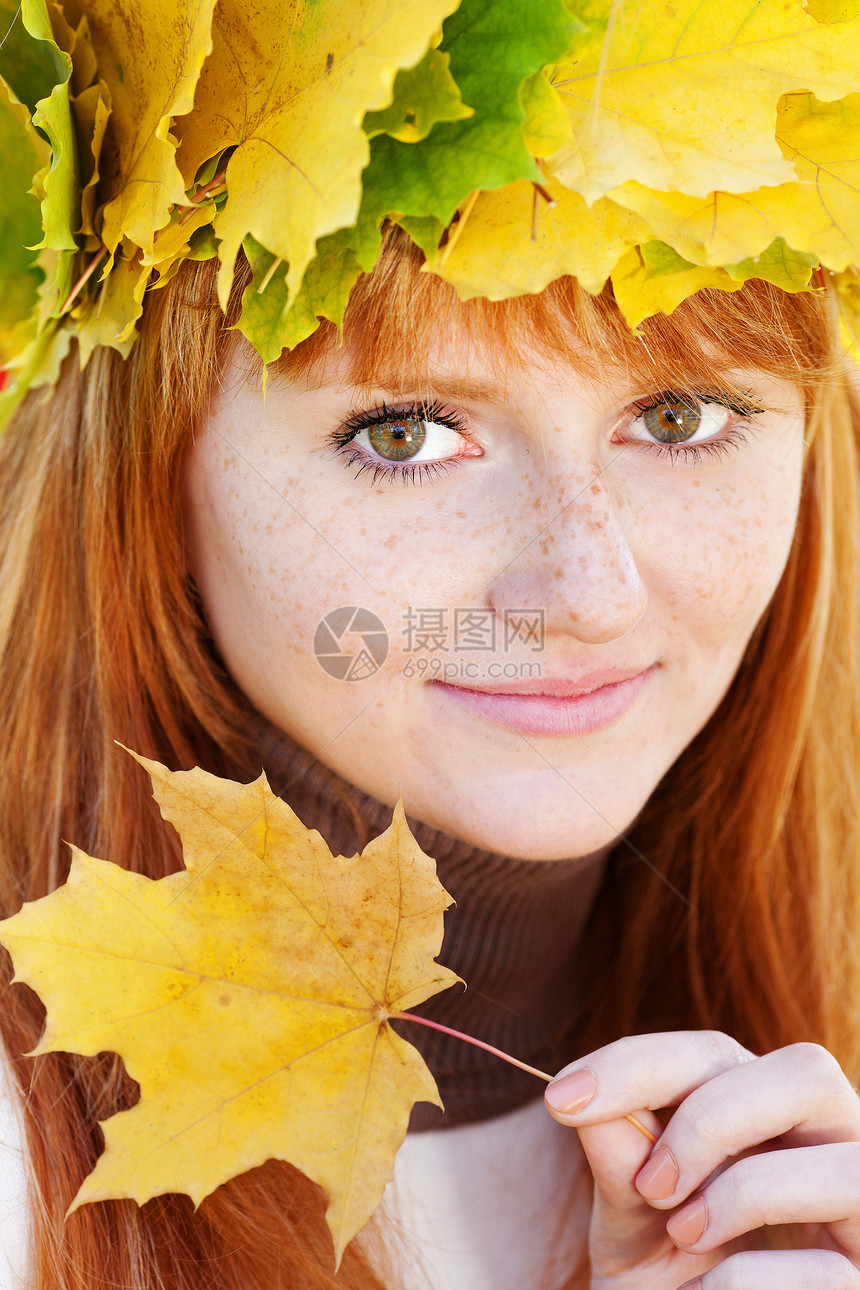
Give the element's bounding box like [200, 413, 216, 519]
[328, 402, 483, 483]
[354, 414, 478, 464]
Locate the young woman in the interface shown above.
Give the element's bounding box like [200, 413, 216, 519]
[2, 2, 860, 1286]
[0, 226, 859, 1289]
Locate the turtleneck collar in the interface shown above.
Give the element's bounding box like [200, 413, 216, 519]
[257, 726, 606, 1130]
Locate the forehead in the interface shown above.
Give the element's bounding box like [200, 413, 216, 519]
[263, 322, 795, 420]
[261, 264, 825, 413]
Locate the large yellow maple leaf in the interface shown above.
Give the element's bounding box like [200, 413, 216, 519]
[432, 176, 650, 299]
[174, 0, 462, 311]
[549, 0, 860, 203]
[608, 94, 860, 273]
[0, 752, 459, 1265]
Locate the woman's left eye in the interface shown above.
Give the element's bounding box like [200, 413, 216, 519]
[329, 402, 482, 483]
[621, 394, 756, 455]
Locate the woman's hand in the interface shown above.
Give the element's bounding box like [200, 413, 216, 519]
[544, 1032, 860, 1289]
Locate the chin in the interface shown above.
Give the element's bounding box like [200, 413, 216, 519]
[417, 800, 634, 862]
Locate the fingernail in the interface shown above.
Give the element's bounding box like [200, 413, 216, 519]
[545, 1068, 597, 1115]
[636, 1144, 679, 1199]
[666, 1193, 708, 1246]
[676, 1281, 703, 1290]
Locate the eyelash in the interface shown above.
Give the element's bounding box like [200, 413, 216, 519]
[327, 391, 764, 486]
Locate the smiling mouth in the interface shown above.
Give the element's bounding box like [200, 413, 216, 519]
[429, 667, 654, 737]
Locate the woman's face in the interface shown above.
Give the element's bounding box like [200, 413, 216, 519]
[183, 323, 805, 860]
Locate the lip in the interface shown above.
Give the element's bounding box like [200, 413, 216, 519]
[430, 666, 654, 737]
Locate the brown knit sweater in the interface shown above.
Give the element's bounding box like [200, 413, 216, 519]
[258, 727, 606, 1130]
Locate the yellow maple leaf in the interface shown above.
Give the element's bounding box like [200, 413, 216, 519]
[174, 0, 462, 312]
[610, 244, 742, 329]
[548, 0, 860, 204]
[72, 251, 150, 366]
[84, 0, 218, 256]
[432, 176, 650, 300]
[772, 92, 860, 271]
[521, 68, 573, 158]
[0, 751, 459, 1266]
[605, 93, 860, 276]
[606, 179, 796, 268]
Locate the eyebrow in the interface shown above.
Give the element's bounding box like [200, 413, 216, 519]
[352, 373, 515, 407]
[289, 358, 784, 417]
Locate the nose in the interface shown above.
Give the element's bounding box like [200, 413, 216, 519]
[487, 472, 647, 646]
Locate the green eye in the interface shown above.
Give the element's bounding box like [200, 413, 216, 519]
[642, 400, 702, 444]
[368, 418, 426, 460]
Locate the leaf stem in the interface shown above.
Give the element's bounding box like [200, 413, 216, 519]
[178, 170, 228, 224]
[435, 189, 479, 267]
[257, 256, 283, 294]
[188, 169, 228, 205]
[59, 246, 108, 316]
[392, 1011, 658, 1145]
[392, 1010, 553, 1081]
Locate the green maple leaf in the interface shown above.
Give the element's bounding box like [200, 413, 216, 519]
[0, 0, 65, 112]
[364, 46, 474, 143]
[238, 231, 365, 365]
[233, 0, 579, 365]
[0, 80, 48, 361]
[357, 0, 580, 259]
[724, 237, 816, 290]
[0, 0, 78, 255]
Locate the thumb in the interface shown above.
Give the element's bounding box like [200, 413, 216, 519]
[576, 1114, 673, 1275]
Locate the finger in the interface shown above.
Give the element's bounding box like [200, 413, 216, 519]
[578, 1109, 664, 1210]
[664, 1143, 860, 1257]
[545, 1031, 755, 1127]
[636, 1043, 860, 1208]
[688, 1248, 860, 1289]
[576, 1112, 676, 1274]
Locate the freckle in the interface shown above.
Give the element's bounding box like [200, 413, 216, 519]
[590, 482, 600, 496]
[553, 568, 563, 580]
[456, 511, 466, 519]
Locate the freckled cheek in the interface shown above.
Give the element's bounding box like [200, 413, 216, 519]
[186, 473, 339, 662]
[636, 471, 799, 615]
[299, 493, 508, 601]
